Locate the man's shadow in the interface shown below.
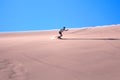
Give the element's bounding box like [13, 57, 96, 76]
[61, 38, 120, 40]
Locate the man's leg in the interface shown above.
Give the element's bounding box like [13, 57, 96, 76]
[60, 33, 62, 37]
[58, 32, 62, 39]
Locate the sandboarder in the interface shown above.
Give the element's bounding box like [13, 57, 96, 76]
[58, 26, 68, 39]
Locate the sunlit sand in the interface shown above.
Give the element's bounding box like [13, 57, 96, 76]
[0, 24, 120, 80]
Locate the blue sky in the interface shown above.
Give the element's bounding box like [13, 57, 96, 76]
[0, 0, 120, 32]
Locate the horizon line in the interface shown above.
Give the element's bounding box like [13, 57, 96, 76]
[0, 24, 119, 33]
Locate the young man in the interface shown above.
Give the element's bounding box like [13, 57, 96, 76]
[58, 27, 68, 39]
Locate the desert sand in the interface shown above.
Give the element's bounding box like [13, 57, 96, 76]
[0, 24, 120, 80]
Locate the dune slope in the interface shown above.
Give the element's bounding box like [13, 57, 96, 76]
[0, 25, 120, 80]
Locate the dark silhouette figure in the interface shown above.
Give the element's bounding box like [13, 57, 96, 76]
[58, 27, 68, 39]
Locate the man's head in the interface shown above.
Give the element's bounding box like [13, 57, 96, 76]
[63, 27, 66, 30]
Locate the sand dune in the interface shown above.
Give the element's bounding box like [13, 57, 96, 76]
[0, 24, 120, 80]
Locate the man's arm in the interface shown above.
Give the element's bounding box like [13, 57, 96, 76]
[65, 29, 69, 31]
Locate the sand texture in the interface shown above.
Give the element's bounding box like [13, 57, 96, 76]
[0, 24, 120, 80]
